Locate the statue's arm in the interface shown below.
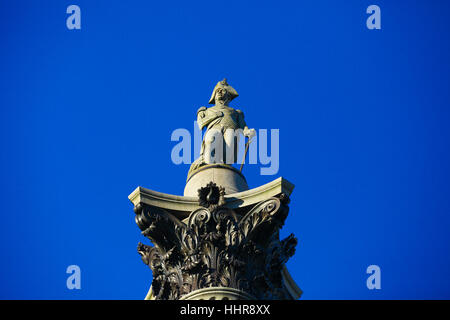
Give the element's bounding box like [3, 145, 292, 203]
[237, 109, 256, 138]
[197, 106, 224, 130]
[197, 106, 207, 130]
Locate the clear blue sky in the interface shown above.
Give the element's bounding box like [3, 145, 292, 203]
[1, 0, 449, 299]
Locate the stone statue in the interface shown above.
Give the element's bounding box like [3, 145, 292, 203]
[188, 79, 256, 177]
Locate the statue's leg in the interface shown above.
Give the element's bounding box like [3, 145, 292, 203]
[224, 128, 242, 164]
[204, 128, 224, 164]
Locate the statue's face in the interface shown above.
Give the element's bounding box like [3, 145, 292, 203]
[215, 87, 230, 104]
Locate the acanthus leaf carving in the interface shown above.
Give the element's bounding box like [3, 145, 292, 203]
[135, 188, 297, 300]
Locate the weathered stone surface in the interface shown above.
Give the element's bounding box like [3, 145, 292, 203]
[129, 177, 295, 219]
[184, 164, 249, 196]
[130, 178, 301, 300]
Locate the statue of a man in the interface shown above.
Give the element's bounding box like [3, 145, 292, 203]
[188, 79, 255, 175]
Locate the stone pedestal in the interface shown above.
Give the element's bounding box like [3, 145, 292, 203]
[180, 287, 255, 300]
[129, 177, 302, 300]
[184, 164, 249, 196]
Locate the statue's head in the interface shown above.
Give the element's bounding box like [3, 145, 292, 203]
[209, 78, 239, 105]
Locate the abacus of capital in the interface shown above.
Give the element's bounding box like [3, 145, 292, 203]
[128, 79, 302, 300]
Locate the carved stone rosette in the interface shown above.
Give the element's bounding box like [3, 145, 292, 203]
[134, 182, 298, 300]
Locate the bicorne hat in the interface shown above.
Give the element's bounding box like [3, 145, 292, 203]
[208, 78, 239, 104]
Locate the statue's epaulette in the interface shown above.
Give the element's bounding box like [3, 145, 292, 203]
[197, 106, 207, 114]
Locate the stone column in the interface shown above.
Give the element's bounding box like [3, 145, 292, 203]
[129, 170, 302, 300]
